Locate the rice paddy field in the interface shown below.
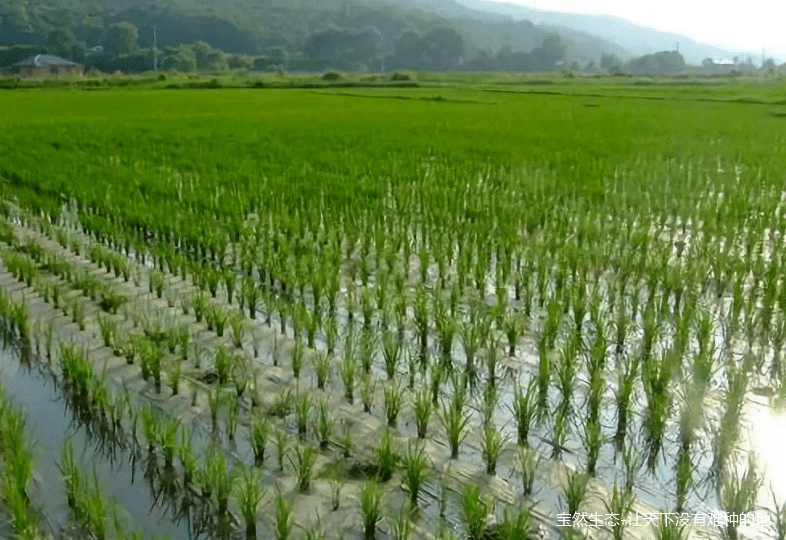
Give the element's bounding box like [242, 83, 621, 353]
[1, 75, 786, 540]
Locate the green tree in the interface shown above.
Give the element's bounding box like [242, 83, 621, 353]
[46, 27, 79, 59]
[600, 52, 622, 72]
[107, 22, 138, 56]
[422, 27, 464, 70]
[393, 30, 423, 68]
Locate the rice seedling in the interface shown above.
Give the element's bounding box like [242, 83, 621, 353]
[178, 429, 197, 486]
[205, 448, 232, 518]
[227, 395, 239, 441]
[498, 505, 531, 540]
[434, 298, 457, 369]
[389, 506, 414, 540]
[294, 392, 312, 440]
[440, 396, 470, 459]
[160, 415, 181, 470]
[382, 330, 402, 380]
[375, 428, 398, 482]
[721, 455, 761, 540]
[615, 356, 639, 449]
[481, 422, 505, 476]
[360, 481, 385, 540]
[461, 483, 492, 540]
[98, 314, 117, 348]
[291, 342, 304, 380]
[274, 428, 290, 472]
[674, 448, 692, 513]
[537, 338, 550, 413]
[383, 379, 403, 427]
[290, 444, 317, 492]
[361, 372, 376, 414]
[329, 471, 342, 510]
[313, 352, 330, 390]
[484, 332, 502, 388]
[315, 397, 334, 449]
[582, 416, 602, 477]
[551, 403, 569, 459]
[231, 312, 246, 349]
[621, 442, 642, 494]
[562, 469, 589, 516]
[401, 442, 430, 506]
[517, 446, 537, 496]
[72, 297, 86, 330]
[510, 378, 537, 447]
[249, 412, 270, 466]
[215, 346, 234, 386]
[655, 511, 687, 540]
[275, 492, 294, 540]
[770, 487, 786, 540]
[413, 385, 432, 439]
[604, 484, 635, 540]
[715, 361, 749, 473]
[168, 358, 181, 396]
[270, 388, 293, 418]
[340, 350, 357, 404]
[430, 362, 444, 405]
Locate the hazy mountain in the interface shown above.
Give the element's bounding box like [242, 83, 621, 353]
[453, 0, 751, 64]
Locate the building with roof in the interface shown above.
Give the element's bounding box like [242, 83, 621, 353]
[10, 54, 84, 77]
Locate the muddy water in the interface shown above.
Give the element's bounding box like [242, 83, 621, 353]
[0, 344, 192, 540]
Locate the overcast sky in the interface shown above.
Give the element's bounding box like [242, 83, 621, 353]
[487, 0, 786, 58]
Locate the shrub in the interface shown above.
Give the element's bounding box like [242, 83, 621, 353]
[322, 70, 344, 81]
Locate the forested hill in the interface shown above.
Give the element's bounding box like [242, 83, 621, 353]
[0, 0, 632, 71]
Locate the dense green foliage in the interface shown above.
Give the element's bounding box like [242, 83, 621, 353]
[0, 0, 628, 73]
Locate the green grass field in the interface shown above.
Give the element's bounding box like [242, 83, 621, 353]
[0, 77, 785, 540]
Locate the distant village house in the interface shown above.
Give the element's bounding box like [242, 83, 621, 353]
[10, 54, 84, 77]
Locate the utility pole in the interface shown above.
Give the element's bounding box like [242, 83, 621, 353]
[153, 26, 157, 72]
